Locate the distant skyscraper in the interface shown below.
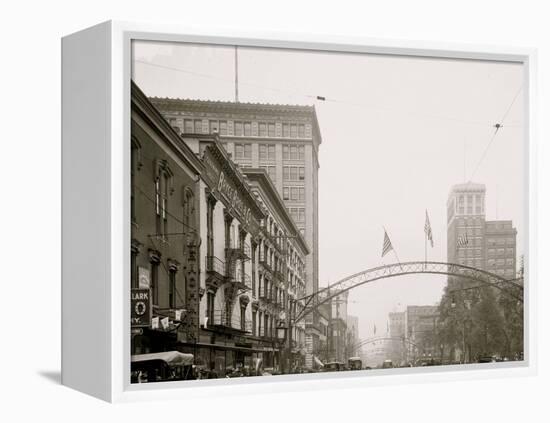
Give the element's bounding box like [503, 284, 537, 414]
[447, 182, 487, 269]
[447, 182, 517, 278]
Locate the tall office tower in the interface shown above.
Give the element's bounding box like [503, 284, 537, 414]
[150, 98, 322, 298]
[447, 182, 517, 277]
[447, 183, 487, 269]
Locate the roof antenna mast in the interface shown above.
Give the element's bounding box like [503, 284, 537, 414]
[234, 45, 239, 103]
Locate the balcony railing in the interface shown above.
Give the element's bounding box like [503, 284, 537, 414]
[226, 270, 252, 291]
[226, 243, 251, 262]
[273, 269, 285, 282]
[205, 256, 225, 279]
[259, 291, 272, 303]
[211, 310, 252, 333]
[259, 256, 272, 273]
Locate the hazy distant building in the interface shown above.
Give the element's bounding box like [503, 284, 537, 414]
[447, 182, 487, 268]
[388, 311, 406, 364]
[405, 305, 439, 361]
[346, 315, 360, 358]
[447, 182, 517, 278]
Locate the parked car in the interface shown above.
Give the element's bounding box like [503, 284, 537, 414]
[131, 351, 195, 383]
[381, 359, 393, 369]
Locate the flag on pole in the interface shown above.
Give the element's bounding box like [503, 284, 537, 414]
[424, 210, 434, 247]
[457, 232, 469, 248]
[382, 229, 393, 257]
[161, 316, 170, 330]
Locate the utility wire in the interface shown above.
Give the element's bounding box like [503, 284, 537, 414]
[135, 59, 502, 128]
[468, 85, 523, 182]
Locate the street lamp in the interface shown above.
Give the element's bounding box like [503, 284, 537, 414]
[277, 322, 288, 373]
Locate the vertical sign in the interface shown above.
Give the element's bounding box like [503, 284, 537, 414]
[131, 288, 151, 328]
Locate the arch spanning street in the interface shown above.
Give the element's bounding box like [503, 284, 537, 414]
[294, 261, 523, 323]
[349, 336, 422, 355]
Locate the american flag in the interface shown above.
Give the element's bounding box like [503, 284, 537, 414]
[382, 229, 393, 257]
[424, 210, 434, 247]
[457, 232, 469, 248]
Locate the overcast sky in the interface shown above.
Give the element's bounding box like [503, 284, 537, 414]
[132, 41, 525, 341]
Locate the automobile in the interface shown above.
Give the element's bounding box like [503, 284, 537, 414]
[478, 355, 502, 363]
[131, 351, 195, 383]
[348, 357, 363, 371]
[322, 362, 345, 372]
[381, 359, 393, 369]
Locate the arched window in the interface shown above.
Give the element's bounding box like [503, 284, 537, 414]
[154, 160, 173, 239]
[131, 137, 141, 224]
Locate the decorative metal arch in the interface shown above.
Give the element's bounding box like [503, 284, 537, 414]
[295, 261, 523, 323]
[350, 336, 421, 354]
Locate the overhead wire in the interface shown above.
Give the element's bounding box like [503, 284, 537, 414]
[134, 59, 507, 128]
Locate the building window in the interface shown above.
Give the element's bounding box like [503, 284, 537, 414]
[259, 122, 267, 137]
[234, 121, 243, 136]
[268, 123, 276, 137]
[282, 123, 290, 138]
[219, 121, 227, 135]
[252, 311, 257, 336]
[240, 304, 246, 331]
[244, 122, 252, 136]
[193, 120, 203, 133]
[206, 291, 215, 325]
[298, 124, 305, 138]
[169, 267, 177, 309]
[283, 187, 289, 200]
[235, 143, 252, 160]
[283, 166, 305, 182]
[184, 119, 194, 133]
[259, 144, 276, 161]
[155, 164, 172, 239]
[209, 120, 218, 133]
[290, 124, 298, 138]
[150, 253, 160, 306]
[131, 241, 140, 289]
[131, 139, 141, 223]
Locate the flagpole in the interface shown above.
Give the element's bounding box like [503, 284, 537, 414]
[382, 225, 403, 271]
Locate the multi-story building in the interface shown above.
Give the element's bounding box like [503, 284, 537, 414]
[388, 311, 406, 364]
[447, 182, 487, 268]
[484, 220, 517, 280]
[405, 305, 439, 361]
[242, 167, 310, 371]
[346, 315, 360, 358]
[447, 182, 517, 276]
[149, 97, 322, 295]
[328, 291, 349, 362]
[131, 82, 313, 376]
[130, 82, 203, 356]
[149, 97, 324, 368]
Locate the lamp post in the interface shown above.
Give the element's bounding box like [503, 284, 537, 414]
[276, 322, 288, 373]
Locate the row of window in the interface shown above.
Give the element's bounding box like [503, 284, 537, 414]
[283, 166, 305, 182]
[172, 118, 310, 139]
[234, 143, 306, 162]
[487, 237, 515, 246]
[288, 207, 306, 223]
[458, 206, 484, 215]
[458, 194, 484, 205]
[283, 186, 305, 202]
[488, 258, 515, 266]
[487, 247, 515, 256]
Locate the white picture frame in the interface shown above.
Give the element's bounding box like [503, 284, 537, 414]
[61, 20, 537, 403]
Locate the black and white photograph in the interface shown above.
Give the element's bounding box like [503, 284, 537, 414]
[129, 40, 526, 384]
